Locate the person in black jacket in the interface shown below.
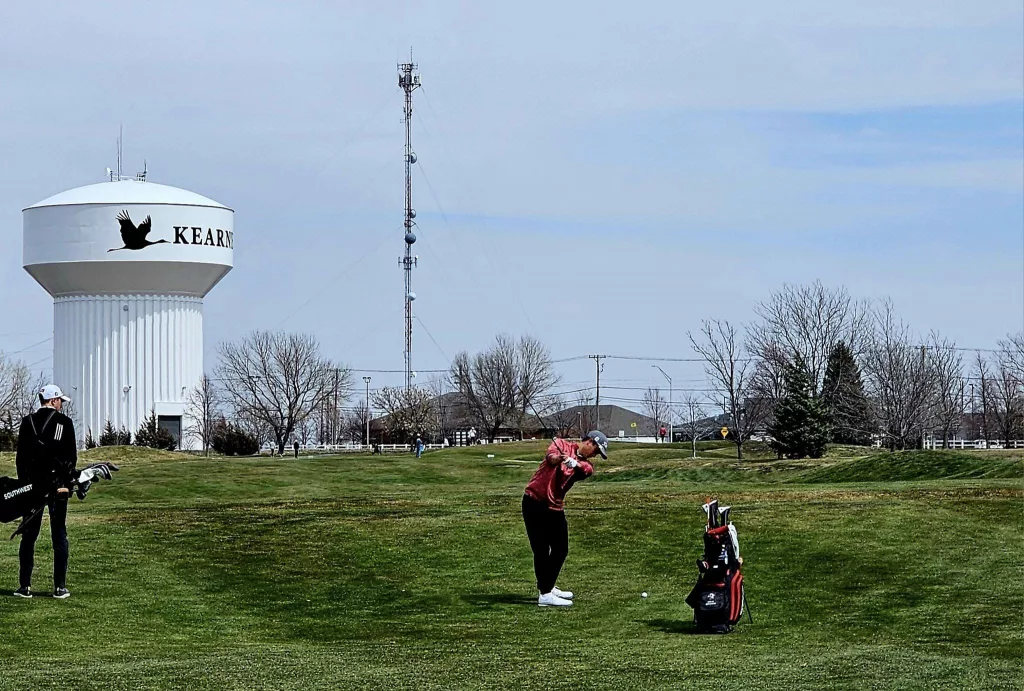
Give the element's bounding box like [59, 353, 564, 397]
[13, 384, 78, 599]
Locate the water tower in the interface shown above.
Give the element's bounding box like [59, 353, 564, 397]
[22, 178, 234, 448]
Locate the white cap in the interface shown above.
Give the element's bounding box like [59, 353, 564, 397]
[39, 384, 71, 402]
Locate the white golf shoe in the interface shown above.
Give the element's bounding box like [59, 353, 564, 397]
[538, 592, 573, 607]
[551, 586, 574, 600]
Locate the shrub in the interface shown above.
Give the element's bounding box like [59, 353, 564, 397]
[211, 418, 259, 456]
[135, 411, 177, 451]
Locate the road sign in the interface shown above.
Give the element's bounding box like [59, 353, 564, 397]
[720, 426, 729, 438]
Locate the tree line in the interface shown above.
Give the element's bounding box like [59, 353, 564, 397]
[1, 284, 1019, 459]
[686, 282, 1024, 459]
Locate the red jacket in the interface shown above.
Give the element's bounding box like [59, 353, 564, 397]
[523, 439, 594, 511]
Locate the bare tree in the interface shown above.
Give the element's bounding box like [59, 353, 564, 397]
[450, 334, 557, 441]
[689, 319, 756, 459]
[233, 408, 275, 451]
[678, 394, 716, 458]
[185, 374, 220, 455]
[344, 398, 371, 444]
[927, 333, 963, 448]
[574, 391, 594, 435]
[544, 394, 577, 438]
[217, 331, 348, 454]
[427, 375, 454, 443]
[999, 333, 1024, 390]
[748, 282, 870, 398]
[989, 351, 1024, 444]
[0, 354, 32, 434]
[748, 343, 789, 425]
[861, 301, 933, 450]
[371, 386, 435, 443]
[641, 387, 671, 436]
[974, 352, 993, 445]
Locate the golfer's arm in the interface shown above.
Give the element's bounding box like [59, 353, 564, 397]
[58, 420, 78, 490]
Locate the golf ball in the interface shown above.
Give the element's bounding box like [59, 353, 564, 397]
[641, 592, 648, 598]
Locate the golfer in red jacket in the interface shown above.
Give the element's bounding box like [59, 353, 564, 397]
[522, 430, 608, 607]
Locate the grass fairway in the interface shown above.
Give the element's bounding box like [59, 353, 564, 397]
[0, 443, 1020, 690]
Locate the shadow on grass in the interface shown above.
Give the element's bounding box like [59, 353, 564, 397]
[645, 619, 705, 635]
[461, 593, 537, 608]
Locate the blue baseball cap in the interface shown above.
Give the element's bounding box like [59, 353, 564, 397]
[584, 430, 609, 459]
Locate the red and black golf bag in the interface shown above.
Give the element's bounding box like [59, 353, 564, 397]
[685, 499, 749, 633]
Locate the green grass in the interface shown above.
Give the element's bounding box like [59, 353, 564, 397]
[0, 444, 1020, 690]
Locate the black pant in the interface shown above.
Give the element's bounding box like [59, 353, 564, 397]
[19, 496, 69, 589]
[522, 495, 568, 594]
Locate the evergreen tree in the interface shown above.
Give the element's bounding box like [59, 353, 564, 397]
[768, 354, 831, 459]
[211, 417, 258, 456]
[135, 410, 177, 451]
[822, 342, 874, 445]
[99, 420, 119, 446]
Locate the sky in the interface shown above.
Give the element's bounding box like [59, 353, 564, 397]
[1, 0, 1022, 414]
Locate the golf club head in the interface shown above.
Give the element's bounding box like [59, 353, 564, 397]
[719, 506, 731, 526]
[708, 500, 719, 528]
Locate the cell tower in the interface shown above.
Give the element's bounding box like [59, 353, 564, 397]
[398, 55, 421, 391]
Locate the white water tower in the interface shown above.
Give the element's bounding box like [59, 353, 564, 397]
[22, 178, 234, 448]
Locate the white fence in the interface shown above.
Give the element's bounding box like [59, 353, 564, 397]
[922, 438, 1024, 450]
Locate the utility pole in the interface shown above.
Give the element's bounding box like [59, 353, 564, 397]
[970, 382, 976, 441]
[589, 355, 605, 429]
[398, 54, 421, 391]
[363, 376, 372, 448]
[333, 369, 339, 446]
[653, 365, 673, 444]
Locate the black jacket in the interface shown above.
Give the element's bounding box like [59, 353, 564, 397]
[16, 407, 78, 493]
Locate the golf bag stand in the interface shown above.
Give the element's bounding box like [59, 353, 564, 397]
[685, 499, 747, 634]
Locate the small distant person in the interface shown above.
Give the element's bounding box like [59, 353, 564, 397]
[293, 440, 299, 458]
[522, 430, 607, 607]
[468, 428, 477, 446]
[14, 385, 77, 600]
[659, 426, 667, 443]
[415, 436, 425, 458]
[443, 437, 450, 448]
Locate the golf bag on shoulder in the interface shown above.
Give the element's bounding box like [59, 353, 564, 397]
[0, 463, 119, 538]
[685, 499, 748, 634]
[0, 477, 46, 524]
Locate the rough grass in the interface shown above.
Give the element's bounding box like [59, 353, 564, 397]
[0, 443, 1019, 690]
[801, 449, 1024, 483]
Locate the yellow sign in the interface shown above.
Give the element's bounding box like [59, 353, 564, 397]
[720, 426, 729, 438]
[630, 422, 637, 428]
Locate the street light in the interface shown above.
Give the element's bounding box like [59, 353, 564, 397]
[363, 376, 372, 448]
[652, 365, 672, 444]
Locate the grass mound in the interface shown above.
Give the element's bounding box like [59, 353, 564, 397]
[800, 449, 1024, 483]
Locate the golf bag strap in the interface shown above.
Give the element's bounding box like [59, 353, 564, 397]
[28, 409, 57, 445]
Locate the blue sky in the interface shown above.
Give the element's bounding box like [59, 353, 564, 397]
[0, 0, 1021, 404]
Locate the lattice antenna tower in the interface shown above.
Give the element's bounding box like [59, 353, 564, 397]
[398, 53, 421, 391]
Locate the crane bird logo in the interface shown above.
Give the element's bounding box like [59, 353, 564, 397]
[108, 210, 169, 252]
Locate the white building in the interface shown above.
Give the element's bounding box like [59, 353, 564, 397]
[22, 179, 234, 449]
